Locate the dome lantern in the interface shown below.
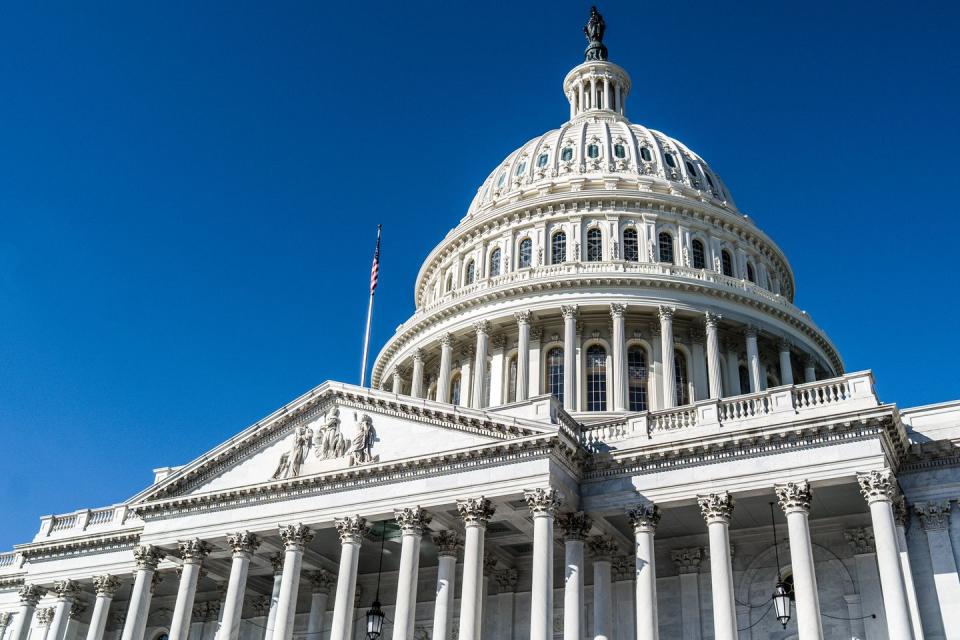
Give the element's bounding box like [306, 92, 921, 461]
[564, 7, 630, 120]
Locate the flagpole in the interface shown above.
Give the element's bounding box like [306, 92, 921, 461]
[359, 225, 382, 388]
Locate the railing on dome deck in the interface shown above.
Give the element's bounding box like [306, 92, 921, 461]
[579, 371, 878, 452]
[414, 260, 816, 330]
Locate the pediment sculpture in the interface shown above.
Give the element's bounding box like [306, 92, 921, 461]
[271, 408, 378, 480]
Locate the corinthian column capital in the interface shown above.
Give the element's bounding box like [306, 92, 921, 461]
[698, 492, 734, 524]
[279, 523, 313, 549]
[915, 500, 952, 532]
[52, 579, 80, 600]
[456, 496, 496, 526]
[394, 506, 431, 535]
[627, 503, 661, 533]
[17, 584, 46, 606]
[609, 303, 627, 318]
[226, 531, 261, 556]
[704, 310, 722, 328]
[93, 574, 120, 597]
[334, 516, 367, 544]
[560, 304, 579, 320]
[431, 531, 462, 557]
[308, 570, 335, 595]
[857, 469, 899, 505]
[657, 305, 675, 322]
[557, 511, 592, 541]
[670, 547, 703, 574]
[35, 608, 55, 626]
[775, 480, 813, 515]
[473, 320, 490, 336]
[514, 310, 532, 325]
[524, 488, 563, 516]
[133, 544, 166, 570]
[177, 538, 212, 563]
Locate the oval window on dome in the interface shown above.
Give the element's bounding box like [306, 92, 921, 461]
[664, 153, 677, 168]
[496, 173, 506, 188]
[705, 173, 716, 188]
[685, 160, 698, 176]
[515, 161, 527, 176]
[640, 146, 652, 162]
[537, 153, 549, 168]
[587, 144, 599, 159]
[614, 144, 626, 159]
[561, 147, 574, 162]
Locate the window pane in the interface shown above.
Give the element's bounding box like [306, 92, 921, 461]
[674, 350, 690, 406]
[586, 345, 607, 411]
[627, 347, 648, 411]
[640, 147, 652, 162]
[519, 239, 532, 268]
[507, 356, 518, 403]
[623, 228, 639, 262]
[691, 240, 706, 269]
[450, 375, 461, 405]
[587, 144, 599, 159]
[537, 153, 549, 168]
[497, 173, 505, 187]
[658, 232, 674, 264]
[587, 228, 603, 262]
[561, 147, 573, 161]
[747, 263, 756, 283]
[721, 251, 734, 277]
[665, 153, 677, 168]
[547, 348, 564, 403]
[552, 231, 567, 264]
[465, 261, 475, 285]
[614, 144, 626, 158]
[490, 249, 501, 277]
[515, 161, 526, 176]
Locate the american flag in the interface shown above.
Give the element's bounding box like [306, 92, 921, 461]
[369, 225, 382, 295]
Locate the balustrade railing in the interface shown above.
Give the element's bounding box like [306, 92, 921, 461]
[49, 515, 77, 532]
[0, 552, 16, 568]
[88, 508, 115, 526]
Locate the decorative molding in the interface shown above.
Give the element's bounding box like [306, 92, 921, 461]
[557, 511, 592, 541]
[16, 530, 141, 561]
[775, 480, 812, 515]
[524, 488, 563, 516]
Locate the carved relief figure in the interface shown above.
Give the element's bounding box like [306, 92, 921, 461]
[349, 414, 376, 466]
[313, 407, 347, 460]
[272, 423, 313, 480]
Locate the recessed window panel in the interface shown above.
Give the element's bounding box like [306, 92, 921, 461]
[586, 228, 603, 262]
[627, 347, 648, 411]
[551, 231, 567, 264]
[587, 144, 599, 159]
[614, 144, 626, 158]
[561, 147, 574, 161]
[546, 348, 564, 403]
[623, 228, 639, 262]
[519, 238, 533, 268]
[691, 239, 706, 269]
[586, 345, 607, 411]
[658, 232, 674, 264]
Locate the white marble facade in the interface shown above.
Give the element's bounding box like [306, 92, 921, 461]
[3, 9, 960, 640]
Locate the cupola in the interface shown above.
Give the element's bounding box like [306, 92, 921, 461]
[563, 6, 631, 120]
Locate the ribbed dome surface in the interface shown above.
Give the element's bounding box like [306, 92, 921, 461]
[467, 119, 736, 217]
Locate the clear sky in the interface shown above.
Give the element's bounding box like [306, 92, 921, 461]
[1, 1, 958, 551]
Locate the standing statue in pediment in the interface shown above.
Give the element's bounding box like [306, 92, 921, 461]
[314, 407, 347, 460]
[349, 414, 376, 466]
[272, 423, 313, 480]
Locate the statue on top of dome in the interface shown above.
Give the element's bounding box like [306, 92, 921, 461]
[584, 6, 608, 62]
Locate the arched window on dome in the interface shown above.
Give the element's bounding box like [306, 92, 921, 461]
[489, 248, 502, 277]
[614, 144, 626, 159]
[546, 347, 564, 403]
[674, 350, 690, 406]
[537, 153, 549, 168]
[506, 354, 518, 403]
[464, 260, 476, 285]
[551, 231, 567, 264]
[450, 373, 461, 405]
[685, 160, 699, 182]
[623, 228, 639, 262]
[658, 232, 674, 264]
[705, 172, 716, 189]
[627, 346, 649, 411]
[691, 239, 706, 269]
[586, 344, 607, 412]
[664, 153, 677, 169]
[515, 160, 527, 177]
[586, 144, 600, 159]
[518, 238, 533, 268]
[586, 228, 603, 262]
[445, 272, 454, 293]
[746, 262, 756, 283]
[721, 250, 734, 277]
[496, 173, 506, 189]
[561, 147, 574, 162]
[640, 146, 652, 162]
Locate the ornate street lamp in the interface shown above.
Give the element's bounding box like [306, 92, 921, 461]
[769, 502, 791, 628]
[366, 522, 387, 639]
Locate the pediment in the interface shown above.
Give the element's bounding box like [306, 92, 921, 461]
[133, 382, 558, 504]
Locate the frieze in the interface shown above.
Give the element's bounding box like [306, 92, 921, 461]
[16, 531, 142, 561]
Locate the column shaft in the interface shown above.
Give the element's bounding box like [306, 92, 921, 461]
[393, 508, 429, 640]
[563, 540, 584, 640]
[411, 352, 424, 398]
[120, 547, 164, 640]
[778, 342, 794, 385]
[698, 494, 737, 640]
[11, 589, 41, 640]
[305, 591, 329, 640]
[611, 304, 627, 411]
[893, 508, 925, 640]
[431, 548, 458, 640]
[630, 505, 660, 640]
[329, 517, 365, 640]
[472, 322, 489, 409]
[593, 559, 612, 640]
[705, 313, 723, 399]
[562, 307, 577, 411]
[437, 335, 453, 402]
[529, 514, 555, 640]
[515, 313, 531, 402]
[458, 525, 484, 640]
[85, 595, 113, 640]
[169, 562, 203, 640]
[917, 501, 960, 635]
[744, 328, 760, 393]
[724, 341, 741, 396]
[272, 526, 311, 640]
[221, 533, 260, 640]
[776, 482, 823, 640]
[659, 307, 676, 408]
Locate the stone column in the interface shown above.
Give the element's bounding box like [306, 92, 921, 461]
[856, 470, 914, 640]
[844, 528, 887, 640]
[629, 504, 661, 640]
[697, 493, 737, 640]
[460, 348, 474, 407]
[264, 554, 284, 640]
[472, 321, 490, 409]
[525, 489, 561, 640]
[36, 608, 55, 640]
[659, 306, 676, 408]
[393, 507, 431, 640]
[893, 497, 925, 640]
[170, 539, 211, 640]
[329, 516, 366, 640]
[305, 571, 334, 640]
[561, 306, 578, 411]
[775, 481, 823, 640]
[430, 532, 461, 640]
[611, 304, 627, 411]
[0, 612, 12, 640]
[670, 549, 703, 640]
[494, 570, 518, 640]
[515, 311, 531, 402]
[803, 355, 816, 383]
[437, 334, 454, 403]
[489, 335, 506, 406]
[410, 350, 425, 398]
[480, 553, 496, 638]
[690, 329, 708, 401]
[121, 545, 166, 640]
[391, 366, 405, 395]
[86, 576, 120, 640]
[916, 500, 960, 635]
[777, 340, 794, 386]
[219, 532, 261, 640]
[11, 585, 45, 640]
[744, 326, 760, 393]
[456, 497, 495, 640]
[704, 312, 723, 399]
[558, 512, 590, 640]
[588, 536, 617, 640]
[272, 525, 312, 640]
[723, 338, 741, 396]
[48, 580, 80, 640]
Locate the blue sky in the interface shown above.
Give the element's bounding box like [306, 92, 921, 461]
[1, 1, 958, 550]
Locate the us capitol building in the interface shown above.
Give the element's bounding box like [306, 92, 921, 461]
[2, 8, 959, 640]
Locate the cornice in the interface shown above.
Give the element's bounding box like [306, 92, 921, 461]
[374, 268, 839, 387]
[900, 440, 960, 473]
[134, 433, 578, 518]
[0, 576, 25, 591]
[584, 408, 904, 481]
[14, 530, 141, 561]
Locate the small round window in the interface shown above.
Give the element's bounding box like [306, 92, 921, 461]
[587, 144, 599, 159]
[640, 147, 652, 162]
[561, 147, 574, 162]
[614, 144, 626, 159]
[537, 153, 549, 168]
